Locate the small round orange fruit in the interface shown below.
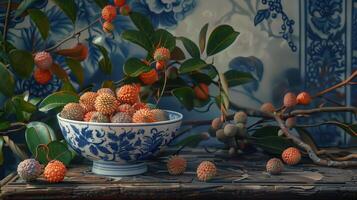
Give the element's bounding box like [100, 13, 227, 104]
[116, 84, 140, 105]
[101, 5, 117, 22]
[260, 102, 276, 113]
[139, 69, 158, 85]
[103, 21, 114, 33]
[283, 92, 297, 108]
[34, 51, 53, 70]
[194, 83, 209, 100]
[44, 160, 66, 183]
[34, 68, 52, 85]
[196, 161, 217, 182]
[132, 109, 157, 123]
[114, 0, 126, 7]
[296, 91, 312, 105]
[120, 4, 131, 16]
[153, 47, 170, 61]
[156, 60, 166, 70]
[282, 147, 301, 165]
[167, 155, 187, 175]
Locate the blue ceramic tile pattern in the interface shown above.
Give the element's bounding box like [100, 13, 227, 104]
[1, 0, 356, 146]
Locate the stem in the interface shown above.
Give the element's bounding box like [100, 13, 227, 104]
[2, 0, 11, 50]
[295, 121, 356, 136]
[156, 69, 168, 105]
[45, 18, 101, 52]
[3, 136, 28, 160]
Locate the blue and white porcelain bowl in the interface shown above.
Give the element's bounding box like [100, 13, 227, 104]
[57, 110, 183, 176]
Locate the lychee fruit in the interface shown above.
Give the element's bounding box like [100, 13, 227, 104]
[103, 21, 114, 33]
[34, 68, 52, 85]
[236, 123, 247, 138]
[117, 103, 136, 116]
[215, 129, 227, 142]
[223, 124, 237, 137]
[111, 112, 132, 123]
[266, 158, 284, 175]
[90, 112, 110, 123]
[84, 111, 96, 122]
[17, 159, 43, 182]
[153, 47, 171, 61]
[97, 88, 115, 96]
[44, 160, 66, 183]
[211, 117, 222, 130]
[260, 102, 276, 113]
[101, 5, 117, 22]
[114, 0, 126, 7]
[285, 117, 296, 129]
[297, 91, 311, 105]
[132, 102, 149, 111]
[167, 155, 187, 175]
[119, 4, 131, 16]
[79, 92, 98, 112]
[139, 69, 159, 85]
[156, 60, 166, 70]
[282, 147, 301, 165]
[132, 109, 157, 123]
[196, 161, 217, 182]
[194, 83, 209, 100]
[60, 103, 85, 121]
[151, 109, 169, 121]
[95, 93, 119, 115]
[34, 51, 53, 70]
[283, 92, 297, 108]
[234, 111, 248, 123]
[116, 84, 140, 105]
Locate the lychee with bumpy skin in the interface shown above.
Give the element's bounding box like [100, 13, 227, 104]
[285, 117, 296, 129]
[61, 103, 85, 121]
[196, 161, 217, 182]
[194, 83, 209, 100]
[116, 84, 140, 105]
[282, 147, 301, 165]
[84, 111, 96, 122]
[167, 155, 187, 175]
[132, 109, 157, 123]
[44, 160, 66, 183]
[103, 21, 114, 33]
[34, 51, 53, 70]
[133, 102, 149, 111]
[215, 129, 227, 142]
[223, 124, 238, 137]
[156, 60, 166, 70]
[283, 92, 297, 108]
[236, 123, 247, 138]
[90, 112, 110, 123]
[297, 91, 311, 105]
[119, 4, 131, 16]
[111, 112, 132, 123]
[266, 158, 284, 175]
[151, 109, 169, 121]
[101, 5, 117, 22]
[234, 111, 248, 123]
[139, 69, 159, 85]
[79, 92, 98, 112]
[97, 88, 115, 96]
[260, 102, 276, 113]
[154, 47, 170, 61]
[17, 159, 43, 181]
[95, 93, 118, 115]
[114, 0, 126, 7]
[34, 68, 52, 85]
[211, 117, 222, 130]
[117, 104, 136, 116]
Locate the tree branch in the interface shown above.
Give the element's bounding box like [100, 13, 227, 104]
[2, 0, 11, 50]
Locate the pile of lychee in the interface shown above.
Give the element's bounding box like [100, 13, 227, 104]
[266, 147, 301, 175]
[209, 111, 249, 155]
[101, 0, 131, 33]
[17, 158, 67, 183]
[60, 84, 169, 123]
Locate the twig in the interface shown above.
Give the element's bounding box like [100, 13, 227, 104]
[295, 121, 357, 136]
[3, 136, 28, 160]
[45, 18, 101, 52]
[0, 122, 27, 136]
[285, 106, 357, 118]
[2, 0, 11, 50]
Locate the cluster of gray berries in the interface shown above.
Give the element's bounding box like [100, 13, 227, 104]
[209, 111, 248, 156]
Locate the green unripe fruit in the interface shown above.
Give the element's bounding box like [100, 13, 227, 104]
[234, 111, 248, 123]
[211, 117, 222, 130]
[215, 129, 227, 141]
[236, 123, 247, 138]
[224, 124, 238, 137]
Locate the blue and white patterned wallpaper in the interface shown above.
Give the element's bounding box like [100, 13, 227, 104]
[1, 0, 356, 146]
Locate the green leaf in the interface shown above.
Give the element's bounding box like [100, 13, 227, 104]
[14, 0, 41, 17]
[249, 136, 293, 155]
[178, 37, 200, 58]
[0, 121, 10, 131]
[52, 0, 77, 23]
[0, 62, 15, 96]
[121, 30, 153, 52]
[224, 69, 255, 87]
[28, 9, 50, 40]
[94, 44, 112, 74]
[25, 122, 57, 164]
[12, 96, 37, 113]
[172, 87, 195, 110]
[50, 63, 69, 81]
[153, 29, 176, 52]
[252, 126, 280, 138]
[174, 133, 206, 147]
[193, 98, 211, 108]
[39, 91, 79, 112]
[123, 57, 152, 77]
[207, 25, 240, 56]
[101, 80, 115, 91]
[93, 0, 108, 8]
[66, 58, 84, 85]
[9, 49, 34, 78]
[0, 136, 3, 165]
[129, 12, 154, 35]
[190, 72, 212, 85]
[199, 23, 208, 54]
[170, 46, 186, 60]
[178, 58, 207, 74]
[61, 80, 76, 93]
[48, 141, 72, 166]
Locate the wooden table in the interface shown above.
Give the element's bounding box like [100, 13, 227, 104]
[1, 149, 357, 200]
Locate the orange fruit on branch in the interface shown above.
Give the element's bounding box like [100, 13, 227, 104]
[114, 0, 126, 7]
[102, 5, 117, 22]
[296, 91, 312, 105]
[194, 83, 209, 100]
[34, 68, 52, 85]
[139, 69, 159, 85]
[103, 21, 115, 33]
